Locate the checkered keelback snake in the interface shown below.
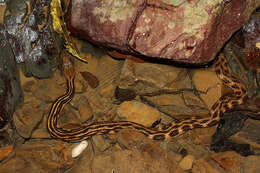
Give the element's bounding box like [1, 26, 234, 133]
[47, 54, 247, 142]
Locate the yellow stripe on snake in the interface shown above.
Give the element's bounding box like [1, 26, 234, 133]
[47, 54, 248, 143]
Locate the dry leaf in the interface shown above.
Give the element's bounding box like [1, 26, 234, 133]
[50, 0, 88, 63]
[80, 71, 99, 89]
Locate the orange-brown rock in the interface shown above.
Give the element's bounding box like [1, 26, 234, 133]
[0, 146, 13, 161]
[67, 0, 260, 64]
[0, 141, 74, 173]
[117, 101, 161, 126]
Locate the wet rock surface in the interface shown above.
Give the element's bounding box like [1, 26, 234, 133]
[0, 38, 259, 172]
[4, 0, 61, 78]
[243, 11, 260, 69]
[0, 140, 74, 173]
[0, 24, 23, 130]
[118, 59, 221, 119]
[224, 10, 260, 98]
[67, 0, 260, 64]
[210, 111, 253, 156]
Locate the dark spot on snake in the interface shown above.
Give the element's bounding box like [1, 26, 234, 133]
[220, 56, 226, 62]
[172, 124, 180, 129]
[193, 124, 203, 128]
[231, 84, 240, 89]
[241, 88, 247, 94]
[182, 125, 192, 131]
[174, 119, 181, 123]
[153, 134, 165, 140]
[169, 130, 179, 137]
[207, 120, 218, 126]
[105, 124, 120, 128]
[223, 62, 228, 67]
[234, 91, 241, 95]
[189, 120, 197, 123]
[215, 69, 221, 74]
[215, 62, 220, 68]
[161, 124, 171, 130]
[221, 99, 229, 104]
[223, 104, 229, 110]
[224, 69, 229, 74]
[182, 121, 191, 125]
[183, 117, 191, 121]
[231, 100, 239, 106]
[219, 96, 226, 101]
[151, 119, 161, 128]
[211, 102, 219, 110]
[212, 111, 218, 118]
[232, 79, 241, 83]
[222, 78, 230, 84]
[201, 120, 208, 124]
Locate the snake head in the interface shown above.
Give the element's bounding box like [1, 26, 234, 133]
[63, 54, 75, 80]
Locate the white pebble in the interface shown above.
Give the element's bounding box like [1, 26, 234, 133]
[71, 140, 88, 158]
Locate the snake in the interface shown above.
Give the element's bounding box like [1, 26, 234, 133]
[47, 53, 248, 143]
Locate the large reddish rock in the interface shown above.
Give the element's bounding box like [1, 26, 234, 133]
[66, 0, 260, 64]
[243, 11, 260, 68]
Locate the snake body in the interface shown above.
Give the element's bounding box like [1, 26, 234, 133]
[47, 54, 248, 143]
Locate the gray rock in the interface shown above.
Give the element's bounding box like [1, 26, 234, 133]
[0, 24, 23, 129]
[4, 0, 61, 78]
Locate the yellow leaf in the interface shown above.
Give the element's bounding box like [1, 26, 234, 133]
[50, 0, 88, 63]
[256, 42, 260, 49]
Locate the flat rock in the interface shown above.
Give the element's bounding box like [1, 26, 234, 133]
[70, 95, 93, 122]
[0, 145, 13, 161]
[192, 151, 242, 173]
[119, 59, 191, 93]
[230, 119, 260, 150]
[66, 0, 260, 64]
[92, 135, 111, 152]
[92, 149, 183, 173]
[118, 59, 221, 119]
[117, 101, 161, 126]
[0, 140, 74, 173]
[93, 130, 184, 173]
[13, 95, 42, 138]
[31, 71, 65, 102]
[193, 151, 260, 173]
[243, 155, 260, 173]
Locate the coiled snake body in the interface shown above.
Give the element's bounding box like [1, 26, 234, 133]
[47, 54, 248, 143]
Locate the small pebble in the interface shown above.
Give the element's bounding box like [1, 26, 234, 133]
[179, 154, 195, 170]
[71, 140, 88, 158]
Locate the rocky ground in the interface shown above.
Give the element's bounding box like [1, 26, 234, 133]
[1, 36, 260, 172]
